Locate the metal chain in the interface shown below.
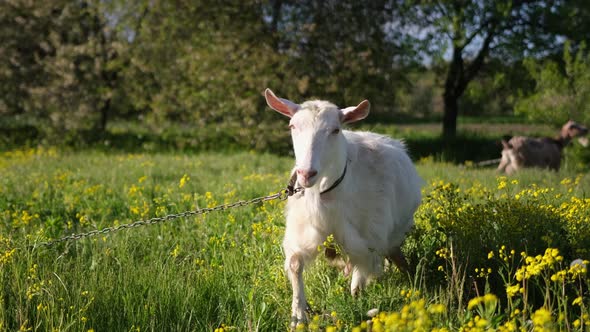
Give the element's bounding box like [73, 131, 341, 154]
[30, 186, 303, 250]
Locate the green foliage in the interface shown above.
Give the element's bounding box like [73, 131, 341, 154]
[0, 0, 126, 140]
[516, 41, 590, 125]
[2, 0, 590, 148]
[397, 0, 577, 138]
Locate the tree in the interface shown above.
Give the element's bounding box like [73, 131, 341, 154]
[515, 41, 590, 125]
[0, 0, 128, 140]
[119, 0, 297, 149]
[0, 1, 56, 117]
[399, 1, 570, 139]
[274, 0, 415, 113]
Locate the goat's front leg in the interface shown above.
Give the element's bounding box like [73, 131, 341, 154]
[286, 253, 308, 327]
[283, 220, 322, 326]
[497, 154, 509, 173]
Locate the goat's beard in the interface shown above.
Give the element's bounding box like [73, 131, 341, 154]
[578, 137, 589, 147]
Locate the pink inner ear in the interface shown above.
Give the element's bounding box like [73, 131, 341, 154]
[265, 89, 298, 118]
[342, 100, 370, 124]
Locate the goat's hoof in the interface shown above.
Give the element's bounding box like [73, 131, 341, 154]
[305, 301, 315, 314]
[290, 316, 307, 330]
[289, 304, 312, 330]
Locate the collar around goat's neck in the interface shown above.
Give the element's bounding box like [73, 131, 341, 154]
[288, 161, 348, 197]
[320, 162, 347, 195]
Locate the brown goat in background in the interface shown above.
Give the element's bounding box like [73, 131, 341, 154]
[497, 120, 589, 174]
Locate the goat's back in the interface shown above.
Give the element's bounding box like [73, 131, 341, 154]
[508, 136, 561, 169]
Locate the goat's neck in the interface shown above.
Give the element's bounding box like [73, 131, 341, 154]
[295, 156, 347, 197]
[555, 134, 571, 150]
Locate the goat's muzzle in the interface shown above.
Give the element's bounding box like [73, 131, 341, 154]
[296, 168, 318, 188]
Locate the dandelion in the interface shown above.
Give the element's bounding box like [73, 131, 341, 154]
[428, 304, 446, 314]
[0, 248, 16, 265]
[467, 294, 497, 310]
[170, 244, 180, 258]
[505, 284, 521, 297]
[531, 307, 553, 330]
[550, 270, 566, 282]
[572, 297, 583, 306]
[179, 174, 190, 188]
[128, 184, 140, 196]
[497, 177, 507, 190]
[568, 259, 588, 278]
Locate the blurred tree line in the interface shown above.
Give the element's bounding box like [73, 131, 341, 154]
[1, 0, 589, 150]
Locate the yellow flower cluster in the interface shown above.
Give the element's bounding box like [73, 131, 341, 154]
[350, 299, 448, 332]
[515, 248, 563, 282]
[250, 205, 282, 245]
[531, 307, 553, 332]
[467, 294, 498, 311]
[460, 315, 491, 332]
[0, 235, 15, 266]
[11, 210, 40, 228]
[214, 323, 235, 332]
[178, 174, 190, 188]
[0, 147, 57, 169]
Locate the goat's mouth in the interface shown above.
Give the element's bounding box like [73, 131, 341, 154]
[578, 137, 589, 147]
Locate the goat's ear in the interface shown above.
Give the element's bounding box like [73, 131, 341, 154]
[264, 89, 299, 118]
[341, 100, 370, 124]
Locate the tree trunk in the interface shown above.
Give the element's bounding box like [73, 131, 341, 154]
[99, 98, 110, 134]
[442, 91, 458, 139]
[442, 46, 463, 140]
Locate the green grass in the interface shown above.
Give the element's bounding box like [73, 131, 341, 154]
[1, 148, 590, 331]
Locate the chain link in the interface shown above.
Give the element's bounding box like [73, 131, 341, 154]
[30, 186, 303, 250]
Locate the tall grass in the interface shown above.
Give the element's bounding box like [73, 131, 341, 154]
[1, 148, 589, 331]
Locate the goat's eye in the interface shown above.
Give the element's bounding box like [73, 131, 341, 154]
[289, 124, 295, 130]
[331, 128, 341, 135]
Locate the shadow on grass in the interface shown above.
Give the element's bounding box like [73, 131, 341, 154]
[404, 135, 502, 164]
[0, 124, 505, 164]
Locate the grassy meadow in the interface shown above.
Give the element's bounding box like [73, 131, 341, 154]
[1, 141, 590, 331]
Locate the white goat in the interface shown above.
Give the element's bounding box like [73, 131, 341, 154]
[497, 120, 589, 174]
[264, 89, 422, 325]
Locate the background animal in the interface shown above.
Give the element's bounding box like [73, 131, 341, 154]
[264, 88, 422, 325]
[497, 120, 588, 174]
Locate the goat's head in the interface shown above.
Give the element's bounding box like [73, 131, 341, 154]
[561, 120, 588, 146]
[561, 120, 589, 140]
[264, 88, 370, 188]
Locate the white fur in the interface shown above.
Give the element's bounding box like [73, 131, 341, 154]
[264, 89, 422, 325]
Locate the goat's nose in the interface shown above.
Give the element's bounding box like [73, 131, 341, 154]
[297, 168, 318, 179]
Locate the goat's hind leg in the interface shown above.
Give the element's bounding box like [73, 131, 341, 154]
[349, 253, 382, 296]
[386, 246, 410, 274]
[324, 246, 352, 276]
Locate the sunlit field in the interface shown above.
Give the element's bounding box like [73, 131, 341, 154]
[1, 147, 589, 331]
